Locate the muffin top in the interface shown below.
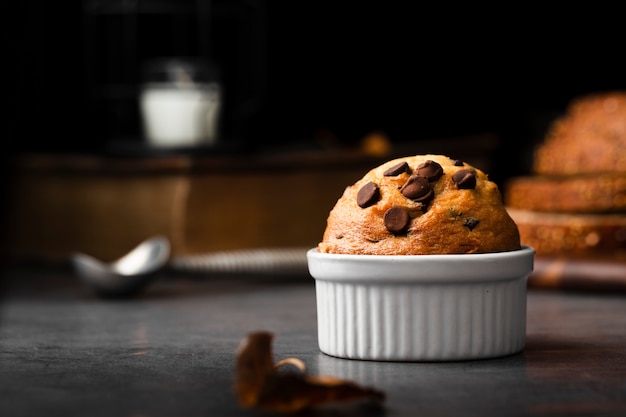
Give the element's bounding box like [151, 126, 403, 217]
[533, 90, 626, 175]
[318, 154, 521, 255]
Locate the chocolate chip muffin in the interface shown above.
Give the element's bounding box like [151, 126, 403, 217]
[318, 154, 521, 255]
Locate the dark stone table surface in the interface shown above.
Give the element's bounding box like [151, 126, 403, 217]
[1, 266, 625, 417]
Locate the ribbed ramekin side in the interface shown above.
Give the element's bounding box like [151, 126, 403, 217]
[315, 277, 527, 361]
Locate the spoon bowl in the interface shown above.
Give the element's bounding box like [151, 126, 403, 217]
[72, 236, 171, 298]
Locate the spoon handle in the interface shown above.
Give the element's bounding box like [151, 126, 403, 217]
[170, 247, 309, 275]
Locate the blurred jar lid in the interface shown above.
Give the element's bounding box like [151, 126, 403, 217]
[142, 58, 220, 86]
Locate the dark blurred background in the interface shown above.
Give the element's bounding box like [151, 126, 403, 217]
[8, 1, 626, 180]
[4, 0, 626, 265]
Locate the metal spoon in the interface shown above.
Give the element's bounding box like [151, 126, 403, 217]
[72, 235, 310, 298]
[72, 236, 171, 298]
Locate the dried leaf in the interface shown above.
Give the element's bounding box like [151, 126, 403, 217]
[234, 331, 385, 413]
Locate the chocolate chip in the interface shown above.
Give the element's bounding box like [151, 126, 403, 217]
[452, 159, 464, 166]
[464, 218, 480, 231]
[401, 175, 434, 202]
[452, 169, 477, 189]
[384, 161, 411, 176]
[357, 182, 380, 208]
[384, 206, 410, 234]
[416, 160, 444, 182]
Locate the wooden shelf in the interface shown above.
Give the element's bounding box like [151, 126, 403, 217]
[4, 136, 500, 263]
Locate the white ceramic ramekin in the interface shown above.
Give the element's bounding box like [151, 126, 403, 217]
[307, 246, 534, 361]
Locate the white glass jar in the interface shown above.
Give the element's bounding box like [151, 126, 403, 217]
[140, 59, 221, 148]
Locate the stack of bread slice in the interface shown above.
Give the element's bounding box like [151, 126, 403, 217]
[505, 91, 626, 261]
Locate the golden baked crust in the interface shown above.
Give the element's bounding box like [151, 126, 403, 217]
[533, 91, 626, 175]
[505, 173, 626, 213]
[318, 154, 521, 255]
[507, 208, 626, 256]
[503, 91, 626, 258]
